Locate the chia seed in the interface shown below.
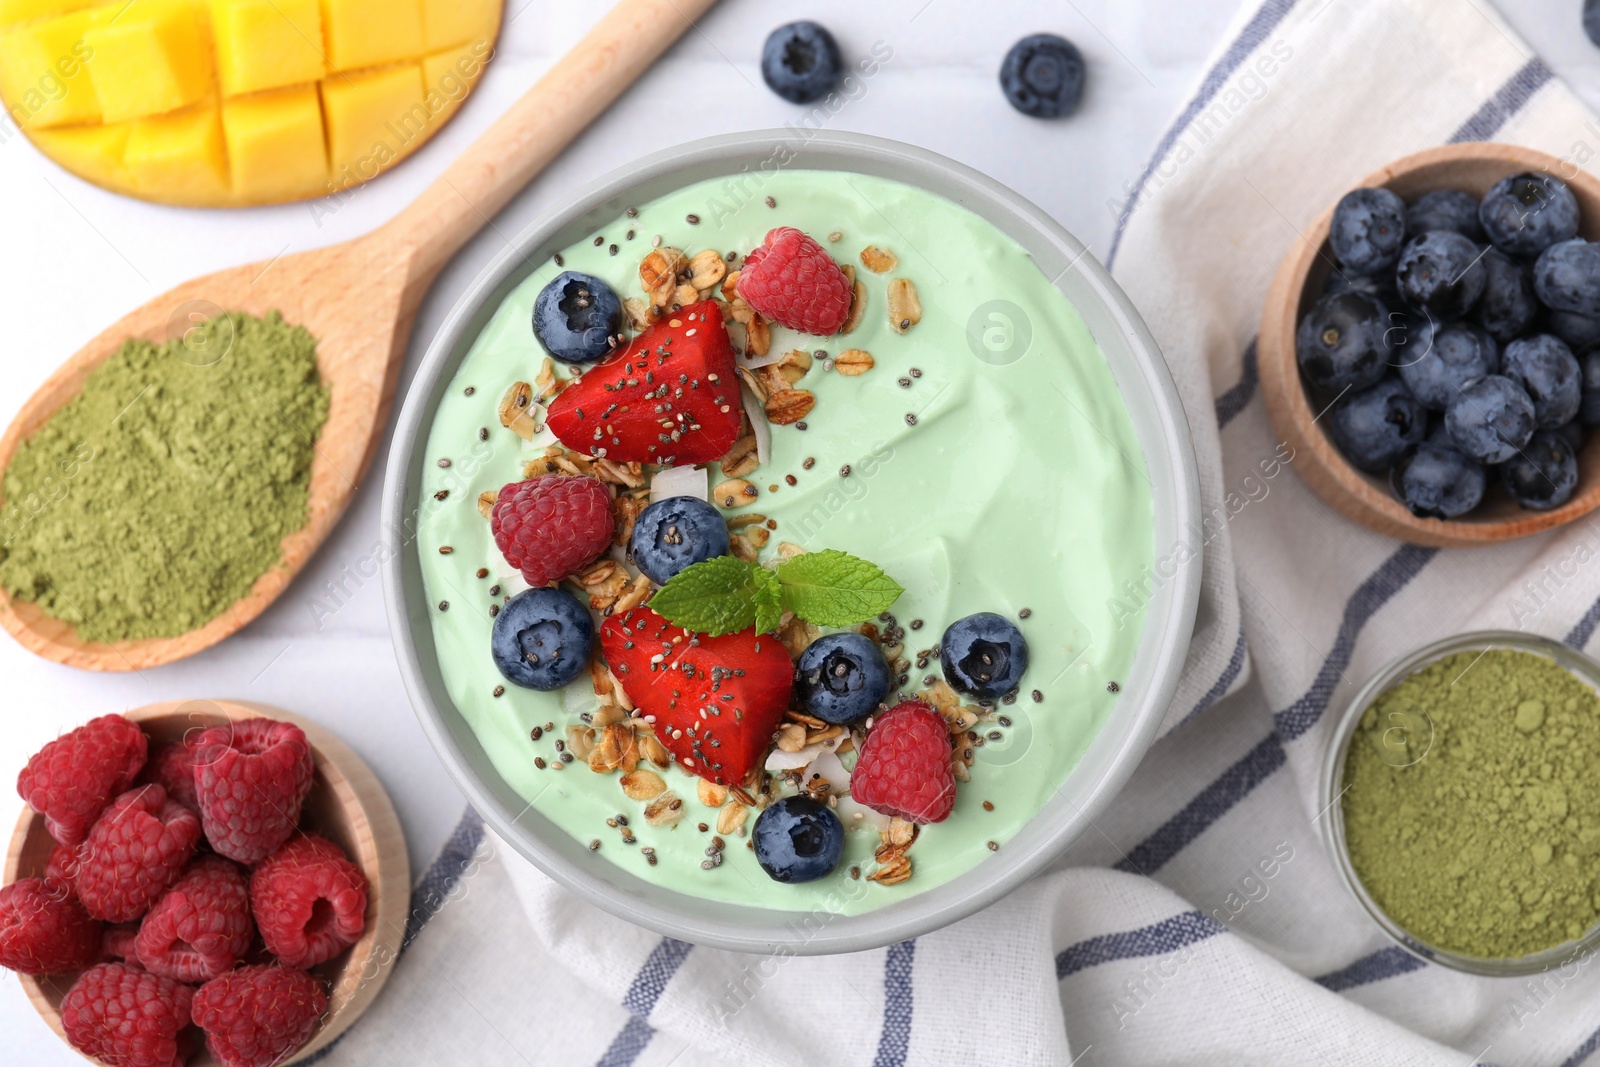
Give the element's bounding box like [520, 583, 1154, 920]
[609, 244, 618, 256]
[910, 368, 922, 378]
[593, 235, 603, 246]
[982, 800, 994, 812]
[560, 752, 574, 763]
[905, 413, 918, 426]
[998, 715, 1013, 727]
[438, 546, 453, 555]
[803, 457, 815, 470]
[1019, 607, 1033, 619]
[987, 840, 999, 852]
[795, 421, 807, 431]
[437, 458, 451, 468]
[488, 605, 499, 618]
[433, 490, 449, 501]
[626, 229, 636, 240]
[1032, 690, 1043, 703]
[785, 474, 797, 486]
[492, 686, 505, 698]
[626, 207, 638, 217]
[530, 726, 543, 740]
[987, 730, 1003, 741]
[477, 568, 489, 579]
[765, 196, 776, 208]
[1107, 681, 1120, 693]
[686, 213, 700, 224]
[478, 427, 488, 441]
[898, 377, 912, 388]
[534, 756, 546, 768]
[840, 464, 851, 477]
[438, 601, 449, 611]
[589, 839, 600, 851]
[910, 619, 923, 630]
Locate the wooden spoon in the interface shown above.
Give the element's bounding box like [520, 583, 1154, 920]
[0, 0, 720, 672]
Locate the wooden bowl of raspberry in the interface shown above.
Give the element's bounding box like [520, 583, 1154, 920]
[1, 701, 410, 1067]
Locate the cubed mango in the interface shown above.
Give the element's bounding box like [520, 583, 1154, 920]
[0, 0, 99, 26]
[422, 0, 498, 51]
[320, 0, 423, 72]
[211, 0, 325, 96]
[322, 63, 424, 182]
[33, 121, 131, 187]
[422, 41, 490, 128]
[85, 0, 211, 124]
[0, 10, 101, 128]
[222, 86, 327, 201]
[124, 104, 227, 198]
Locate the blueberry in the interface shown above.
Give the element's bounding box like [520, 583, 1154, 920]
[1501, 334, 1582, 428]
[1323, 269, 1399, 307]
[1581, 350, 1600, 426]
[1392, 442, 1486, 519]
[1406, 188, 1485, 241]
[1557, 419, 1588, 452]
[628, 496, 730, 584]
[1479, 173, 1580, 256]
[1548, 309, 1600, 352]
[794, 633, 889, 725]
[492, 588, 595, 691]
[1330, 188, 1408, 274]
[533, 271, 623, 365]
[1475, 248, 1538, 343]
[1588, 0, 1600, 47]
[761, 21, 843, 105]
[1395, 231, 1487, 319]
[1444, 374, 1537, 464]
[752, 795, 844, 883]
[1534, 238, 1600, 316]
[940, 613, 1028, 699]
[1295, 290, 1394, 394]
[1396, 324, 1498, 411]
[1502, 431, 1580, 510]
[1329, 377, 1427, 473]
[1000, 34, 1086, 119]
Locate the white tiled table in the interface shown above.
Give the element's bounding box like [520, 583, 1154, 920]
[0, 0, 1592, 1060]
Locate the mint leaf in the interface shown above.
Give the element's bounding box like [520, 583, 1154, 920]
[777, 549, 904, 627]
[648, 556, 760, 635]
[752, 566, 784, 635]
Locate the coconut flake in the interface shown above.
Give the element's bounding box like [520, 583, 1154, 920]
[836, 796, 891, 833]
[738, 347, 787, 370]
[740, 383, 771, 467]
[807, 749, 850, 793]
[763, 734, 846, 775]
[498, 570, 531, 598]
[648, 464, 708, 505]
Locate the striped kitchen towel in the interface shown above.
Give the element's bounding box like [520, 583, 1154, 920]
[316, 1, 1600, 1063]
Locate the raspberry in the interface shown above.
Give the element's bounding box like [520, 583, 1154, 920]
[192, 965, 328, 1067]
[76, 785, 202, 923]
[250, 834, 368, 969]
[849, 700, 957, 824]
[136, 856, 254, 983]
[140, 740, 200, 810]
[0, 877, 102, 975]
[103, 922, 140, 962]
[61, 961, 195, 1067]
[46, 841, 80, 889]
[17, 714, 148, 846]
[193, 718, 314, 865]
[491, 474, 615, 588]
[736, 227, 853, 335]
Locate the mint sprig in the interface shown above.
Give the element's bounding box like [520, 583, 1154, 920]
[648, 549, 903, 636]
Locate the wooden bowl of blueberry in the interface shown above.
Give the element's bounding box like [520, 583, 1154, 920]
[1260, 142, 1600, 547]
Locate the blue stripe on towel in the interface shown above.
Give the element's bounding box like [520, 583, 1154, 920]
[1272, 545, 1437, 742]
[1106, 0, 1303, 270]
[1567, 594, 1600, 650]
[1561, 1024, 1600, 1067]
[1114, 732, 1287, 875]
[1449, 57, 1555, 143]
[1314, 946, 1426, 992]
[1214, 341, 1260, 430]
[1118, 543, 1435, 874]
[593, 937, 695, 1067]
[872, 940, 917, 1067]
[1174, 630, 1250, 731]
[1056, 910, 1226, 979]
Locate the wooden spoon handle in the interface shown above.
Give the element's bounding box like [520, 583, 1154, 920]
[384, 0, 722, 282]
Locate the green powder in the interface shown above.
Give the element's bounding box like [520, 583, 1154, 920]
[1342, 648, 1600, 960]
[0, 311, 329, 642]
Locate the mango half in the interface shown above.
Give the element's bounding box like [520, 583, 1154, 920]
[0, 0, 501, 207]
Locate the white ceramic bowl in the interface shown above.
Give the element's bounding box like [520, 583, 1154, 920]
[382, 130, 1200, 955]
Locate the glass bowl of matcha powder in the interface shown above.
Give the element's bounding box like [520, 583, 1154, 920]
[1324, 631, 1600, 975]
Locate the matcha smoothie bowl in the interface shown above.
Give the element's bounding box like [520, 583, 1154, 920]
[383, 131, 1200, 954]
[1324, 631, 1600, 975]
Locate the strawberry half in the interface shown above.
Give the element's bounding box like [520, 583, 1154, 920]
[546, 300, 743, 465]
[600, 607, 793, 786]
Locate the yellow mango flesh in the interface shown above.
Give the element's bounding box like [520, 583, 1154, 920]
[0, 0, 500, 206]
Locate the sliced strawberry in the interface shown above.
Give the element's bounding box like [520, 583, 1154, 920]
[600, 607, 793, 786]
[546, 300, 743, 465]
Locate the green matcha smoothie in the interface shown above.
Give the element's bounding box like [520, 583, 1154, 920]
[416, 170, 1153, 914]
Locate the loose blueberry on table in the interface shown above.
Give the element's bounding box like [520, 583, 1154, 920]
[1000, 33, 1087, 119]
[761, 21, 843, 105]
